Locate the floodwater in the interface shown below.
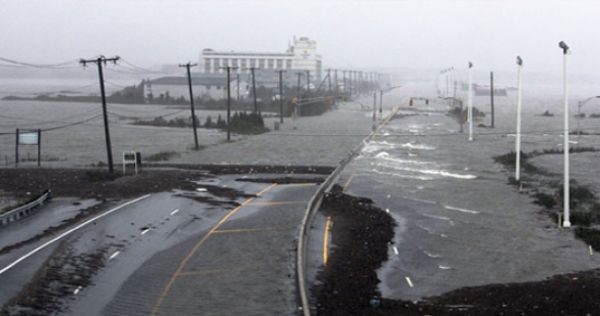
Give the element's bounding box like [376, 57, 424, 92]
[342, 81, 600, 300]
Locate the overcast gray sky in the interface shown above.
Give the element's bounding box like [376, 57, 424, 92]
[2, 0, 600, 75]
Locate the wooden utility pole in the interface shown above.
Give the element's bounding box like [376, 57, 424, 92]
[327, 69, 331, 94]
[305, 70, 311, 96]
[220, 66, 238, 141]
[179, 62, 199, 150]
[296, 72, 302, 98]
[236, 73, 240, 101]
[490, 71, 495, 128]
[334, 69, 339, 100]
[80, 55, 119, 173]
[277, 70, 285, 124]
[250, 67, 258, 113]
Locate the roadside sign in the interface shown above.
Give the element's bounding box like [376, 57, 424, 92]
[15, 129, 42, 167]
[122, 151, 138, 174]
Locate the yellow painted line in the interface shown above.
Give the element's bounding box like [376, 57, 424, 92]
[150, 183, 277, 315]
[279, 182, 320, 187]
[212, 226, 291, 234]
[342, 174, 354, 192]
[322, 216, 333, 266]
[177, 265, 254, 277]
[249, 200, 307, 206]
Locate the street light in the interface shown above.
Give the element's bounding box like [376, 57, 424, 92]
[515, 56, 524, 182]
[576, 96, 600, 141]
[467, 61, 474, 141]
[559, 40, 571, 227]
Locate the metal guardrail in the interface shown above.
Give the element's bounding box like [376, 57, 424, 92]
[295, 104, 400, 316]
[0, 190, 51, 226]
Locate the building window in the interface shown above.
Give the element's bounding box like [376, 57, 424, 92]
[241, 59, 247, 69]
[286, 60, 292, 69]
[223, 58, 229, 67]
[232, 59, 238, 67]
[250, 59, 256, 68]
[268, 59, 274, 69]
[212, 58, 220, 71]
[276, 59, 283, 69]
[258, 59, 265, 68]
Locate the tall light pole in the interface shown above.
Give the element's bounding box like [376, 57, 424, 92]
[515, 56, 523, 182]
[559, 40, 571, 227]
[467, 61, 474, 141]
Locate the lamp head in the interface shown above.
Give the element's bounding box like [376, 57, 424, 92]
[559, 41, 570, 54]
[516, 56, 523, 66]
[468, 61, 473, 68]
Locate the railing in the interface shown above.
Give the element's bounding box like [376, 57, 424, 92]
[295, 104, 400, 315]
[0, 190, 51, 226]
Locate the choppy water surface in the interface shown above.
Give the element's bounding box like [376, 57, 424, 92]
[343, 86, 600, 300]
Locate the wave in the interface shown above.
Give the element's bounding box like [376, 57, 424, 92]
[399, 142, 436, 150]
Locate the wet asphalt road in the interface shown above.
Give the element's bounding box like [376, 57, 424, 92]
[0, 174, 319, 315]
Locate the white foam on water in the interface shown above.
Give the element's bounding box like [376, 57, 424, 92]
[399, 142, 436, 150]
[423, 250, 442, 258]
[370, 168, 434, 181]
[438, 265, 452, 270]
[375, 152, 428, 165]
[416, 224, 435, 234]
[444, 205, 480, 214]
[422, 213, 453, 223]
[379, 163, 477, 180]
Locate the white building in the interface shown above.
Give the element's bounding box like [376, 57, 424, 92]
[199, 36, 322, 81]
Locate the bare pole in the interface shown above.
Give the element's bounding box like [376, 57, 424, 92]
[250, 67, 258, 113]
[490, 71, 495, 128]
[467, 61, 474, 142]
[179, 62, 199, 150]
[334, 69, 339, 100]
[220, 66, 238, 142]
[236, 73, 240, 101]
[277, 69, 285, 124]
[305, 70, 311, 96]
[327, 68, 331, 95]
[80, 55, 119, 173]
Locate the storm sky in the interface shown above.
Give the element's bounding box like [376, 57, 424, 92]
[2, 0, 600, 75]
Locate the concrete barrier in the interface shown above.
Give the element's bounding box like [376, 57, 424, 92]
[0, 190, 51, 226]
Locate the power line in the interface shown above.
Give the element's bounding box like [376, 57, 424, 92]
[0, 57, 79, 69]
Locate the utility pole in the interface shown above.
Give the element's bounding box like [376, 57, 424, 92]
[334, 69, 339, 100]
[236, 73, 240, 101]
[250, 67, 259, 113]
[327, 69, 332, 95]
[490, 71, 495, 128]
[342, 70, 347, 95]
[305, 70, 311, 96]
[379, 89, 383, 114]
[220, 66, 238, 141]
[296, 72, 302, 98]
[179, 62, 199, 150]
[80, 55, 119, 173]
[372, 92, 377, 131]
[277, 70, 285, 124]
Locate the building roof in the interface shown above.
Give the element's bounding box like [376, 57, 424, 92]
[201, 50, 294, 57]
